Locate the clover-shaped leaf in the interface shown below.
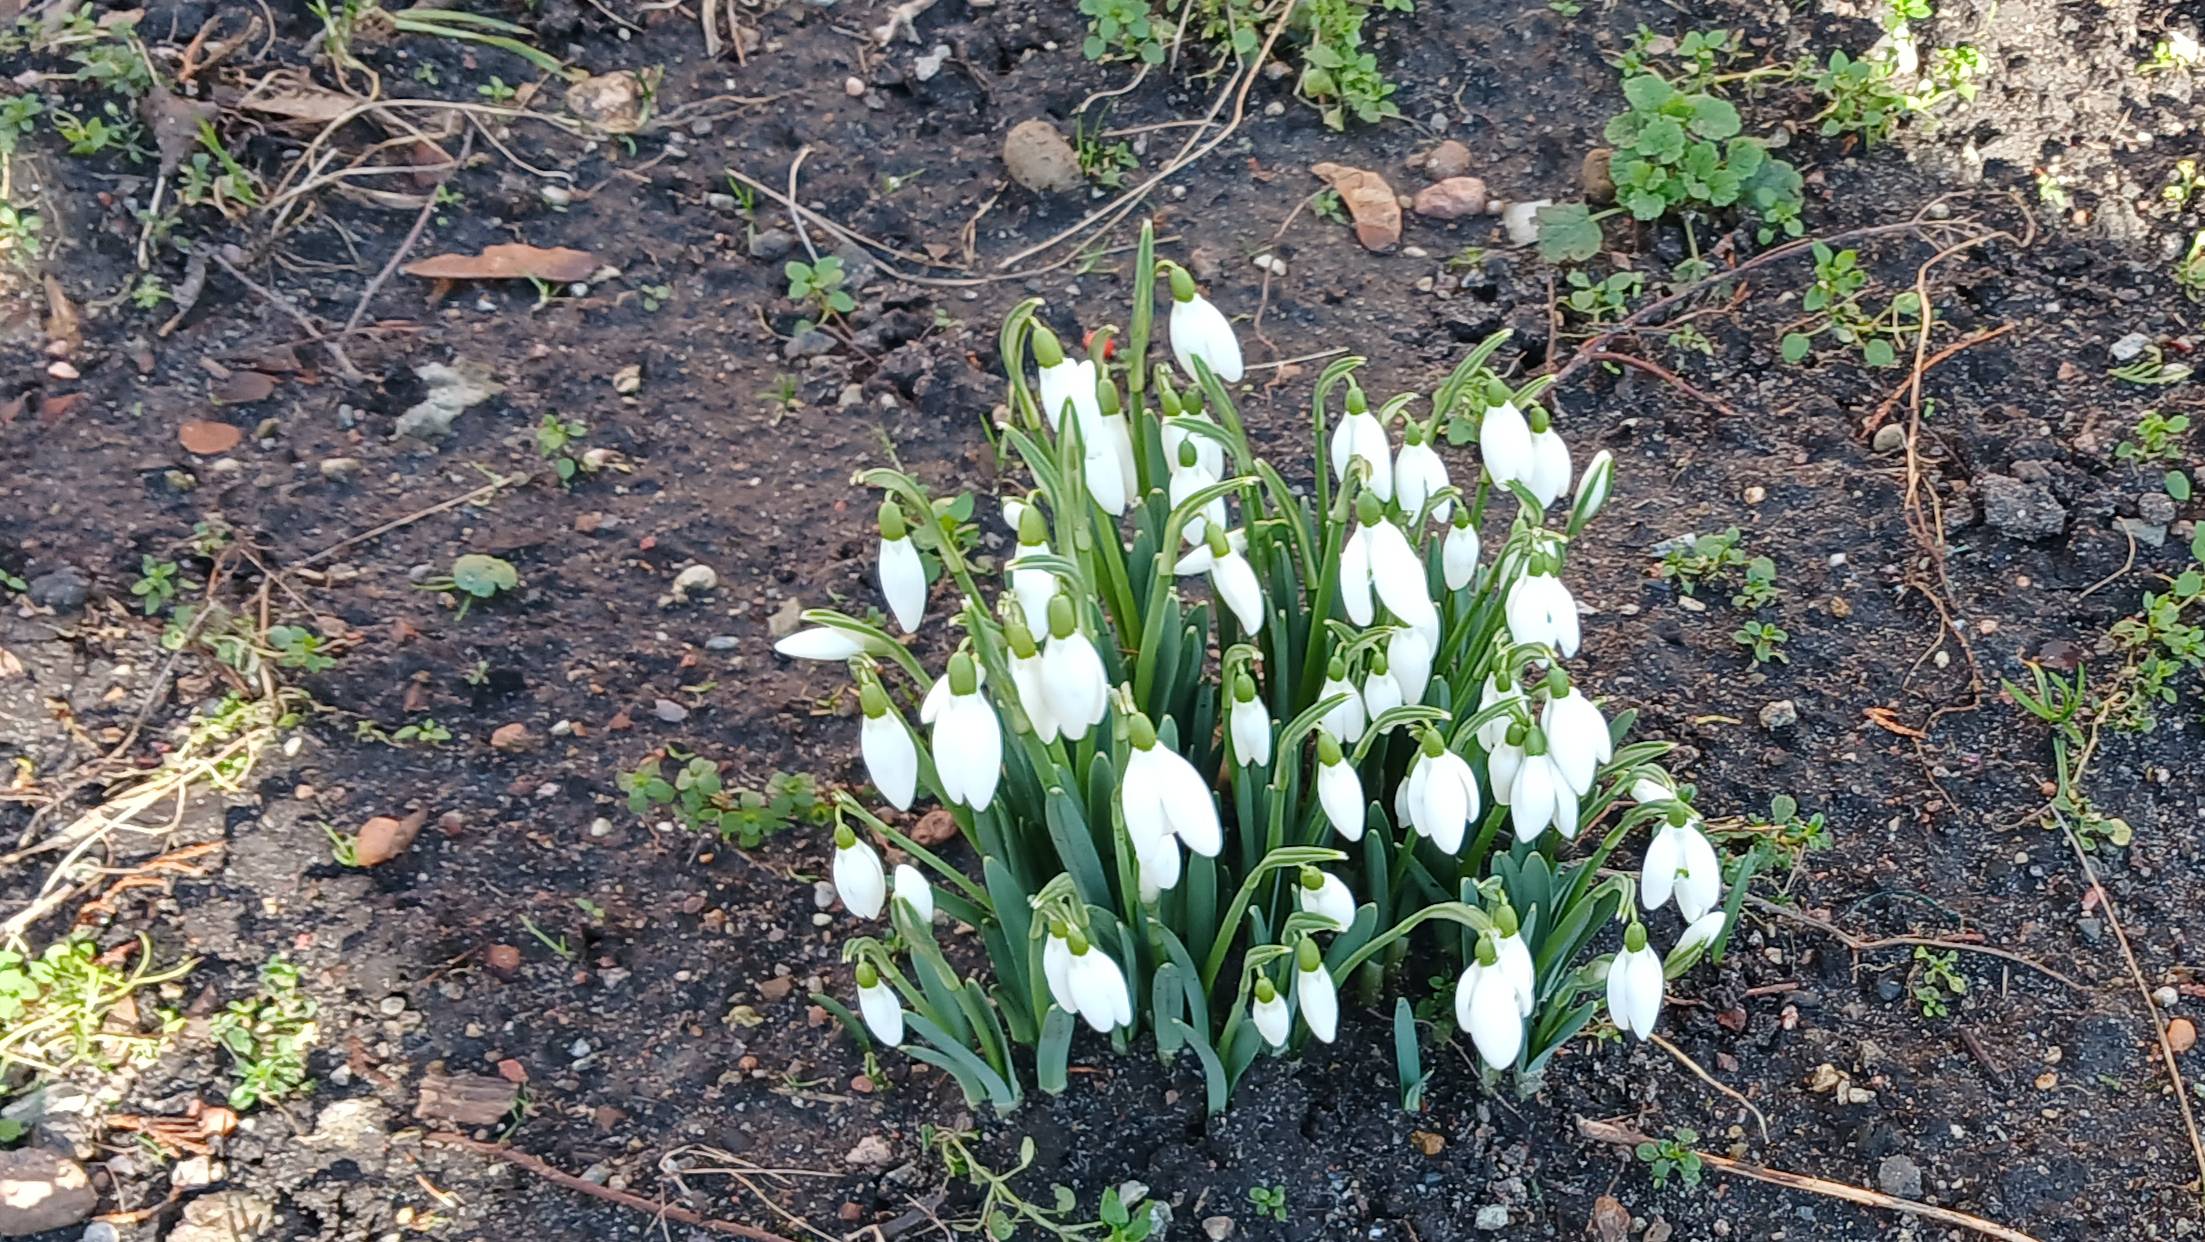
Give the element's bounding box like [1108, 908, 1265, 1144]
[450, 554, 518, 599]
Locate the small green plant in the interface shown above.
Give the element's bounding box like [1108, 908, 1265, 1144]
[1779, 243, 1923, 368]
[323, 823, 361, 867]
[1562, 269, 1645, 324]
[535, 413, 593, 483]
[0, 204, 43, 269]
[924, 1128, 1164, 1240]
[129, 274, 172, 310]
[50, 102, 144, 160]
[1547, 0, 1581, 14]
[2117, 410, 2192, 467]
[762, 374, 802, 421]
[1311, 189, 1350, 227]
[476, 76, 518, 102]
[2004, 662, 2131, 849]
[132, 556, 180, 614]
[267, 624, 337, 672]
[2109, 345, 2193, 387]
[1914, 45, 1983, 110]
[415, 553, 518, 619]
[2178, 230, 2205, 302]
[1079, 0, 1167, 63]
[1635, 1127, 1705, 1188]
[1730, 555, 1779, 609]
[1610, 27, 1771, 95]
[519, 914, 576, 960]
[2138, 34, 2202, 76]
[1732, 618, 1790, 664]
[618, 754, 835, 848]
[1248, 1185, 1288, 1222]
[0, 937, 193, 1075]
[1658, 528, 1748, 595]
[1709, 791, 1831, 890]
[2164, 157, 2204, 212]
[637, 282, 674, 312]
[1811, 49, 1906, 144]
[1295, 0, 1408, 129]
[1073, 120, 1139, 189]
[2106, 568, 2205, 733]
[1909, 946, 1966, 1018]
[0, 93, 45, 155]
[785, 256, 857, 328]
[2035, 170, 2071, 211]
[210, 956, 318, 1111]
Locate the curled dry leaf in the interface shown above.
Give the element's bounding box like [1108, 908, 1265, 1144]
[210, 370, 278, 405]
[403, 244, 598, 284]
[1311, 161, 1402, 252]
[355, 808, 430, 867]
[236, 74, 362, 126]
[177, 420, 244, 455]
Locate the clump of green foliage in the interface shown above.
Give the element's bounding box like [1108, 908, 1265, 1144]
[925, 1127, 1166, 1240]
[1779, 243, 1924, 368]
[1079, 0, 1410, 130]
[1657, 528, 1748, 595]
[786, 256, 857, 329]
[210, 956, 319, 1111]
[0, 937, 192, 1074]
[618, 753, 834, 848]
[415, 553, 519, 618]
[1635, 1127, 1706, 1188]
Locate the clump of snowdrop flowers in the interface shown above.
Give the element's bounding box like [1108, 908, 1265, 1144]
[777, 223, 1739, 1113]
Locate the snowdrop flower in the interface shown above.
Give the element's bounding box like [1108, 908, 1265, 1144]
[1229, 674, 1272, 767]
[1606, 923, 1665, 1040]
[1087, 379, 1137, 517]
[1454, 935, 1524, 1070]
[1040, 597, 1109, 742]
[1361, 652, 1404, 721]
[1571, 448, 1614, 531]
[1486, 730, 1525, 806]
[1008, 505, 1056, 635]
[1176, 527, 1266, 635]
[1166, 265, 1244, 384]
[1630, 770, 1679, 807]
[1329, 386, 1395, 501]
[1162, 411, 1225, 480]
[1251, 977, 1290, 1049]
[1314, 730, 1365, 842]
[1317, 659, 1367, 746]
[1403, 732, 1480, 854]
[831, 825, 886, 919]
[1442, 511, 1481, 591]
[1006, 622, 1061, 744]
[858, 682, 917, 811]
[1032, 325, 1100, 432]
[876, 501, 926, 634]
[1505, 565, 1581, 658]
[1294, 939, 1338, 1043]
[1394, 421, 1451, 522]
[925, 654, 1001, 811]
[892, 863, 934, 923]
[1121, 712, 1223, 883]
[1540, 681, 1612, 796]
[1507, 730, 1580, 842]
[1042, 925, 1078, 1013]
[1167, 441, 1226, 545]
[773, 626, 867, 661]
[1641, 812, 1723, 923]
[854, 962, 904, 1047]
[1669, 911, 1729, 967]
[1387, 626, 1433, 706]
[1492, 907, 1537, 1018]
[1065, 933, 1134, 1033]
[1480, 399, 1534, 492]
[1474, 672, 1525, 752]
[1340, 494, 1437, 632]
[1296, 867, 1355, 931]
[1525, 409, 1572, 509]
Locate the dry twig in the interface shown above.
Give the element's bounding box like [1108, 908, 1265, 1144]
[426, 1134, 796, 1241]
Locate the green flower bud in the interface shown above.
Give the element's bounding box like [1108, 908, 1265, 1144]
[1254, 976, 1278, 1003]
[855, 961, 880, 989]
[834, 824, 857, 849]
[1316, 730, 1344, 766]
[1167, 264, 1196, 303]
[1177, 438, 1199, 469]
[860, 682, 890, 719]
[1542, 666, 1568, 697]
[1156, 371, 1184, 415]
[1234, 673, 1258, 704]
[1527, 404, 1551, 434]
[1419, 730, 1445, 758]
[1299, 865, 1324, 891]
[1206, 525, 1231, 557]
[1327, 657, 1348, 680]
[1018, 503, 1048, 546]
[1355, 491, 1383, 526]
[1006, 620, 1039, 659]
[1504, 720, 1528, 747]
[1295, 938, 1322, 972]
[1127, 712, 1157, 750]
[1369, 651, 1390, 676]
[1031, 323, 1065, 368]
[1097, 374, 1121, 417]
[1047, 594, 1076, 640]
[878, 500, 908, 542]
[1066, 927, 1092, 955]
[1624, 922, 1649, 953]
[1482, 378, 1512, 408]
[1521, 726, 1548, 757]
[1402, 421, 1423, 447]
[1475, 932, 1500, 967]
[1346, 384, 1369, 415]
[1667, 805, 1691, 828]
[1183, 387, 1205, 416]
[1493, 904, 1520, 938]
[948, 652, 978, 696]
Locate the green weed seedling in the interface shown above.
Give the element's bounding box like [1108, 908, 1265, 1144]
[786, 256, 857, 330]
[1248, 1184, 1288, 1222]
[1909, 946, 1965, 1019]
[1779, 244, 1923, 368]
[211, 956, 318, 1111]
[618, 754, 834, 848]
[1732, 618, 1790, 664]
[0, 936, 193, 1075]
[1636, 1127, 1705, 1188]
[415, 553, 518, 619]
[1658, 528, 1748, 595]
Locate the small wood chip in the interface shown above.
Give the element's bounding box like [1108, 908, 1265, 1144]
[415, 1070, 520, 1126]
[178, 420, 243, 455]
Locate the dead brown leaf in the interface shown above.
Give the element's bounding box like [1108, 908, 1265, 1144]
[911, 807, 959, 846]
[403, 244, 598, 284]
[1588, 1195, 1631, 1242]
[237, 75, 361, 126]
[1861, 705, 1928, 739]
[42, 275, 79, 350]
[210, 371, 278, 405]
[177, 420, 243, 455]
[355, 808, 430, 867]
[1311, 162, 1402, 252]
[142, 84, 218, 177]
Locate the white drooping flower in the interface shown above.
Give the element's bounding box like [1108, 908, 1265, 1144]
[892, 863, 934, 923]
[1493, 914, 1537, 1018]
[1454, 939, 1524, 1070]
[1176, 528, 1266, 635]
[1361, 658, 1404, 721]
[1641, 816, 1724, 923]
[1480, 399, 1534, 491]
[1573, 448, 1614, 527]
[1606, 924, 1665, 1040]
[1341, 496, 1436, 633]
[1526, 421, 1573, 509]
[924, 655, 1001, 811]
[1505, 569, 1581, 658]
[1034, 337, 1100, 432]
[1162, 411, 1226, 480]
[1066, 937, 1134, 1033]
[1631, 770, 1680, 807]
[1329, 392, 1395, 501]
[1297, 868, 1356, 931]
[1251, 977, 1291, 1049]
[831, 826, 886, 919]
[1229, 674, 1273, 767]
[773, 626, 868, 661]
[1387, 626, 1433, 706]
[1121, 714, 1222, 891]
[1168, 275, 1245, 384]
[1442, 513, 1482, 591]
[1294, 940, 1338, 1044]
[877, 501, 926, 634]
[1042, 927, 1078, 1013]
[1039, 598, 1109, 742]
[1540, 684, 1613, 796]
[1314, 730, 1366, 842]
[1669, 911, 1729, 967]
[1008, 506, 1057, 635]
[1507, 737, 1580, 842]
[855, 963, 905, 1047]
[1008, 626, 1061, 744]
[1394, 421, 1452, 523]
[1475, 672, 1526, 752]
[858, 683, 917, 811]
[1317, 660, 1367, 746]
[1487, 732, 1525, 805]
[1166, 441, 1226, 546]
[1403, 734, 1481, 854]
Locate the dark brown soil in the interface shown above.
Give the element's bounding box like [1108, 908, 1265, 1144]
[5, 0, 2205, 1240]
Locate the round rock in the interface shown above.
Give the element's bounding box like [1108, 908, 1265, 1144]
[1003, 120, 1083, 194]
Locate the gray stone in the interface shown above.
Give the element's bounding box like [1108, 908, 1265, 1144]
[748, 229, 797, 261]
[394, 360, 503, 442]
[167, 1191, 275, 1242]
[1475, 1204, 1511, 1230]
[1979, 474, 2066, 541]
[0, 1147, 96, 1237]
[25, 567, 90, 611]
[2110, 331, 2151, 362]
[1425, 139, 1472, 179]
[782, 329, 837, 360]
[705, 636, 741, 651]
[844, 1135, 894, 1167]
[1876, 1154, 1924, 1200]
[653, 698, 689, 723]
[2140, 492, 2178, 526]
[318, 456, 362, 480]
[1870, 423, 1907, 453]
[2117, 517, 2168, 548]
[1759, 699, 1799, 731]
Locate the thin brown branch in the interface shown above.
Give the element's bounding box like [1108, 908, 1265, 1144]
[1859, 322, 2016, 433]
[1647, 1032, 1768, 1140]
[1747, 897, 2088, 993]
[424, 1133, 797, 1242]
[1583, 350, 1742, 418]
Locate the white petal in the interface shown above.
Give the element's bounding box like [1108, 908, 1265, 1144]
[1453, 964, 1481, 1034]
[858, 980, 905, 1047]
[1170, 294, 1244, 384]
[893, 863, 934, 922]
[947, 694, 1002, 811]
[1041, 633, 1109, 740]
[833, 841, 886, 919]
[1480, 402, 1533, 487]
[1676, 826, 1724, 923]
[1136, 825, 1184, 890]
[1212, 552, 1267, 635]
[1121, 751, 1170, 853]
[1388, 628, 1433, 705]
[773, 627, 866, 661]
[1301, 872, 1356, 930]
[1475, 675, 1521, 752]
[1069, 951, 1122, 1033]
[1297, 965, 1338, 1043]
[1526, 427, 1573, 508]
[1043, 935, 1077, 1011]
[1037, 358, 1100, 432]
[879, 536, 927, 634]
[1320, 677, 1366, 745]
[1468, 970, 1524, 1068]
[1365, 522, 1435, 630]
[1346, 413, 1394, 500]
[1486, 739, 1523, 805]
[1155, 747, 1222, 856]
[1497, 933, 1537, 1017]
[1011, 653, 1061, 743]
[1253, 991, 1291, 1048]
[1419, 754, 1467, 852]
[1443, 522, 1481, 591]
[1231, 698, 1273, 767]
[1329, 414, 1359, 485]
[861, 713, 917, 811]
[1011, 559, 1057, 635]
[1672, 912, 1729, 962]
[1317, 759, 1365, 842]
[1640, 824, 1684, 913]
[1509, 755, 1556, 843]
[1623, 947, 1664, 1038]
[1362, 672, 1403, 722]
[1339, 528, 1374, 626]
